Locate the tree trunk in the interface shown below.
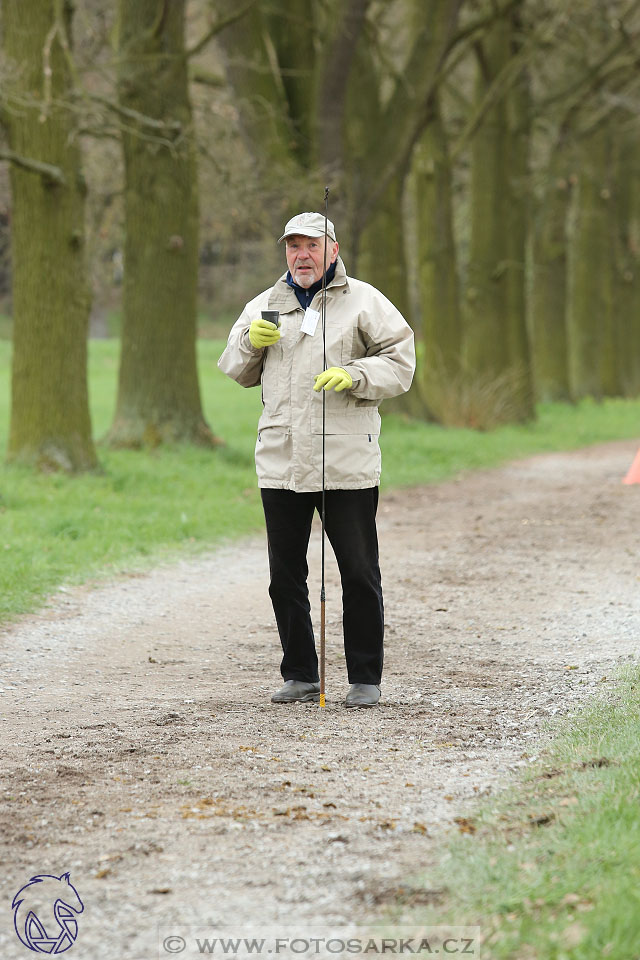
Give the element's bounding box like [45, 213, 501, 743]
[529, 165, 571, 402]
[413, 95, 462, 420]
[463, 22, 511, 379]
[613, 123, 640, 397]
[462, 8, 534, 426]
[109, 0, 216, 448]
[266, 3, 316, 171]
[504, 52, 534, 420]
[356, 174, 411, 321]
[566, 125, 614, 400]
[215, 1, 295, 176]
[2, 0, 97, 472]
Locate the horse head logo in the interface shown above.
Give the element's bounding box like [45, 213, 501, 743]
[12, 872, 84, 954]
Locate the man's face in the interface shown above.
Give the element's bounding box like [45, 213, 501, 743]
[285, 234, 339, 288]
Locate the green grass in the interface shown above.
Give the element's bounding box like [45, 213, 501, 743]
[0, 338, 638, 621]
[100, 310, 238, 339]
[402, 666, 640, 958]
[0, 339, 265, 619]
[381, 398, 640, 487]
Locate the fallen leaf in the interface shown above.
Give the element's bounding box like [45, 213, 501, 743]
[453, 816, 476, 834]
[528, 812, 555, 827]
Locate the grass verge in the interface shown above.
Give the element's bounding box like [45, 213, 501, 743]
[0, 338, 638, 622]
[401, 665, 640, 958]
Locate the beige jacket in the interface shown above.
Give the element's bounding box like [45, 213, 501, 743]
[218, 257, 415, 491]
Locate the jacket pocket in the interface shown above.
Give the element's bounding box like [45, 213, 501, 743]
[256, 427, 293, 484]
[311, 432, 381, 488]
[312, 408, 381, 436]
[260, 349, 281, 413]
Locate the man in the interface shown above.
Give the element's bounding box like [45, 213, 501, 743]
[218, 212, 415, 707]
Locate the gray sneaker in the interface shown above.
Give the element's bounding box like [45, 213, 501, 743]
[271, 680, 321, 703]
[345, 683, 381, 708]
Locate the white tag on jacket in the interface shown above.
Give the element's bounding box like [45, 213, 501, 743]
[300, 308, 320, 336]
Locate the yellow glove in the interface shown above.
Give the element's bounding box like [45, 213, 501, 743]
[249, 318, 281, 349]
[313, 367, 353, 392]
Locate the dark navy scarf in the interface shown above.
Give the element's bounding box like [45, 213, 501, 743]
[286, 259, 337, 310]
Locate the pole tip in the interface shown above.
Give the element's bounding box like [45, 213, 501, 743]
[319, 694, 326, 708]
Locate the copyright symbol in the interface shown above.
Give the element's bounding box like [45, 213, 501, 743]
[163, 936, 187, 954]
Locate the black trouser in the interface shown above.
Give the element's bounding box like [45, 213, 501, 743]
[260, 487, 384, 685]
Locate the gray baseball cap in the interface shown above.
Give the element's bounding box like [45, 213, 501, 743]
[278, 211, 337, 243]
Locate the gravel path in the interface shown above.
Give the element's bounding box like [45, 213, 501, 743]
[1, 440, 638, 959]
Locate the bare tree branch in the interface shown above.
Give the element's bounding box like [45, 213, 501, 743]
[77, 91, 182, 133]
[0, 147, 65, 184]
[446, 0, 523, 53]
[186, 0, 260, 59]
[536, 0, 640, 116]
[189, 66, 225, 88]
[449, 7, 566, 163]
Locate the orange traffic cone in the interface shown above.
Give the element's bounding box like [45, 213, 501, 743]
[623, 448, 640, 484]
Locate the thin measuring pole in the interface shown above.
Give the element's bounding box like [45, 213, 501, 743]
[319, 186, 329, 709]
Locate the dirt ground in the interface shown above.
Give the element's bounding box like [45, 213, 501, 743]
[1, 440, 639, 959]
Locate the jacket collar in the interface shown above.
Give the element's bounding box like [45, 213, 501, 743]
[268, 256, 349, 313]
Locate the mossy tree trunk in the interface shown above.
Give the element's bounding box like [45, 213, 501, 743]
[2, 0, 97, 472]
[109, 0, 216, 448]
[529, 158, 572, 402]
[463, 18, 509, 379]
[463, 6, 533, 423]
[356, 175, 411, 320]
[613, 123, 640, 398]
[597, 125, 618, 399]
[413, 94, 462, 419]
[214, 0, 298, 180]
[566, 124, 615, 400]
[343, 32, 410, 316]
[504, 51, 534, 420]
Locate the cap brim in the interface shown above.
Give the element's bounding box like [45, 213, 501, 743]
[278, 228, 335, 243]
